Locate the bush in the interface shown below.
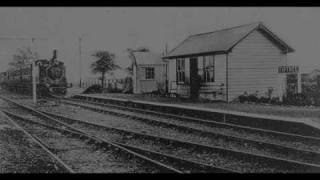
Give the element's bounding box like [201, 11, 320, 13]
[259, 96, 270, 103]
[83, 84, 103, 94]
[237, 91, 277, 105]
[238, 94, 247, 103]
[270, 97, 280, 105]
[282, 93, 312, 106]
[105, 83, 122, 93]
[247, 94, 259, 103]
[237, 90, 320, 106]
[238, 92, 259, 103]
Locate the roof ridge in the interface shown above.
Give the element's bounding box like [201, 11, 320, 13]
[189, 22, 261, 38]
[164, 21, 294, 59]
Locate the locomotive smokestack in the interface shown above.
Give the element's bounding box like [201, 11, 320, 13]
[53, 49, 57, 60]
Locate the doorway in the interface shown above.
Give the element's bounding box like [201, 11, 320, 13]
[190, 57, 200, 99]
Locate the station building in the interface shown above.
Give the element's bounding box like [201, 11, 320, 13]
[163, 22, 296, 102]
[131, 51, 167, 94]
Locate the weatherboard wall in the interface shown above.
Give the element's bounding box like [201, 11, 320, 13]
[227, 29, 287, 101]
[134, 64, 167, 94]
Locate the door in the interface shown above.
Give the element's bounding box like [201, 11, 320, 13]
[190, 57, 199, 99]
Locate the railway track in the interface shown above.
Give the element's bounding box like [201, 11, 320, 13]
[38, 110, 320, 173]
[0, 100, 185, 173]
[0, 111, 73, 173]
[0, 95, 235, 173]
[72, 95, 320, 137]
[3, 93, 320, 172]
[4, 96, 320, 173]
[49, 97, 320, 164]
[62, 97, 320, 152]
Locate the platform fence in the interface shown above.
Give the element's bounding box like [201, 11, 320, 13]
[80, 78, 126, 89]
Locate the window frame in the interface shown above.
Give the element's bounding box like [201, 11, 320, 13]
[202, 55, 215, 83]
[176, 58, 185, 84]
[145, 67, 155, 80]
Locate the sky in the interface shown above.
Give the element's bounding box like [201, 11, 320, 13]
[0, 7, 319, 83]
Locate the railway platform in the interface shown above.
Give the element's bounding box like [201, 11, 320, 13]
[71, 93, 320, 137]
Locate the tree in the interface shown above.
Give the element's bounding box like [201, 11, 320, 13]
[9, 46, 39, 68]
[91, 51, 120, 88]
[135, 47, 150, 52]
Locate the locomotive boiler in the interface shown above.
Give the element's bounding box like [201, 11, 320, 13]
[0, 50, 67, 97]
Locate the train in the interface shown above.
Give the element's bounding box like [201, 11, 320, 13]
[0, 50, 68, 97]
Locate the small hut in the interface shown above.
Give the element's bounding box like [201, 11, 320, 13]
[131, 51, 167, 94]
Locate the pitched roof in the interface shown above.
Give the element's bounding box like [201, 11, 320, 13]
[132, 51, 164, 65]
[164, 22, 294, 59]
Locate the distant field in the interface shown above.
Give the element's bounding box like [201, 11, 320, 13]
[92, 93, 320, 123]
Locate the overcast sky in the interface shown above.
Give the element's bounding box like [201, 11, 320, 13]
[0, 7, 319, 83]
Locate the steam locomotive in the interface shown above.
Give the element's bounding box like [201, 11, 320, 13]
[0, 50, 68, 97]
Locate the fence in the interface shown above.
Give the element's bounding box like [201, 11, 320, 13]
[80, 78, 125, 89]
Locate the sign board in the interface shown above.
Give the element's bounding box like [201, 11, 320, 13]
[278, 66, 299, 74]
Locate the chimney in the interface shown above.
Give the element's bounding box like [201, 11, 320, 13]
[165, 42, 168, 56]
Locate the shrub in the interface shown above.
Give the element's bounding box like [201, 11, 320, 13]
[237, 90, 276, 105]
[259, 96, 270, 103]
[247, 94, 259, 103]
[156, 81, 166, 94]
[105, 83, 122, 93]
[282, 93, 312, 106]
[238, 94, 247, 103]
[238, 89, 320, 106]
[270, 97, 280, 105]
[83, 84, 103, 94]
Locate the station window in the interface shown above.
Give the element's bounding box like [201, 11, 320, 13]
[203, 55, 215, 83]
[176, 58, 185, 83]
[145, 67, 155, 80]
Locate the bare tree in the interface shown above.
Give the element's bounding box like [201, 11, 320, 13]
[126, 47, 150, 74]
[9, 46, 39, 68]
[91, 50, 120, 88]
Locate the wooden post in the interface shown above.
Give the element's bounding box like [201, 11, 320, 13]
[79, 37, 82, 88]
[226, 53, 229, 102]
[32, 61, 37, 104]
[298, 72, 302, 93]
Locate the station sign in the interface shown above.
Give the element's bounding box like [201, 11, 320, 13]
[278, 66, 299, 74]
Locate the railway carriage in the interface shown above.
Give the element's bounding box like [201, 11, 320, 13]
[0, 50, 67, 97]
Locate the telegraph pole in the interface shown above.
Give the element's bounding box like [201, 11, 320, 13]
[164, 42, 169, 93]
[165, 42, 168, 56]
[31, 38, 37, 104]
[31, 37, 47, 105]
[79, 37, 82, 88]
